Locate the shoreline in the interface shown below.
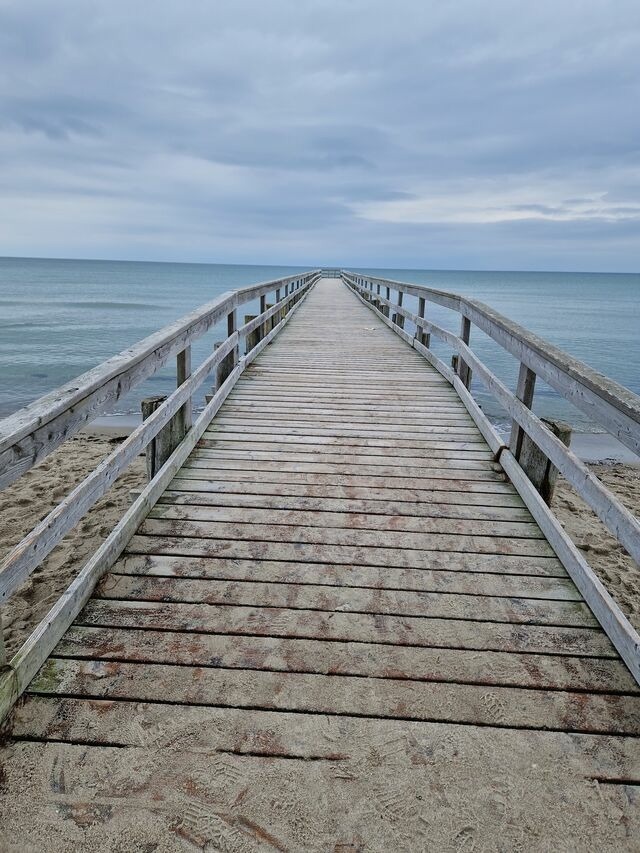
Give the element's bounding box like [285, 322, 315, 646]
[84, 414, 639, 465]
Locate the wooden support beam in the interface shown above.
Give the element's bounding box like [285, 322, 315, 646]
[243, 314, 258, 355]
[175, 346, 192, 437]
[141, 396, 182, 481]
[458, 316, 472, 389]
[519, 420, 573, 505]
[510, 364, 537, 458]
[265, 303, 274, 336]
[258, 295, 267, 341]
[216, 309, 238, 390]
[393, 291, 405, 329]
[416, 296, 430, 348]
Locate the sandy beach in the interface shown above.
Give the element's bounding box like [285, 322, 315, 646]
[1, 430, 639, 659]
[0, 434, 144, 658]
[553, 463, 640, 630]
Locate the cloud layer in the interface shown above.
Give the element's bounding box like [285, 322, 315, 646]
[1, 0, 639, 270]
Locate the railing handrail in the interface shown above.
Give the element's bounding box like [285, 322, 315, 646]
[0, 273, 320, 720]
[342, 270, 640, 683]
[342, 270, 640, 456]
[0, 269, 321, 490]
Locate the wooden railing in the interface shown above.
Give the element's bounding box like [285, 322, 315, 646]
[342, 270, 640, 682]
[0, 270, 320, 719]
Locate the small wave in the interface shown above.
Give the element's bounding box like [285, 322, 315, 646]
[56, 301, 163, 310]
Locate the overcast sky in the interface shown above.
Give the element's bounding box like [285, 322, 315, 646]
[1, 1, 639, 271]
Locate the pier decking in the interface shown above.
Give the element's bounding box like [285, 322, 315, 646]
[1, 277, 639, 849]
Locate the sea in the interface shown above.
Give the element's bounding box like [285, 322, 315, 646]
[1, 257, 638, 444]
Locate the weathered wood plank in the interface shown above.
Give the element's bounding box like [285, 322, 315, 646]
[127, 534, 565, 576]
[30, 658, 640, 734]
[55, 626, 638, 692]
[160, 487, 530, 517]
[148, 503, 543, 538]
[95, 574, 595, 626]
[202, 429, 490, 450]
[114, 553, 572, 593]
[196, 438, 495, 460]
[77, 599, 617, 657]
[168, 477, 526, 507]
[0, 331, 239, 603]
[13, 696, 640, 776]
[136, 517, 556, 557]
[172, 468, 515, 492]
[183, 456, 504, 480]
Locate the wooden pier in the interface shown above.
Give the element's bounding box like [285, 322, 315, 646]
[1, 274, 639, 850]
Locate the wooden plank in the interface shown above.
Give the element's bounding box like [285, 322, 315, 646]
[126, 534, 566, 576]
[173, 467, 515, 493]
[29, 658, 640, 734]
[197, 438, 495, 460]
[190, 445, 498, 468]
[168, 477, 526, 506]
[217, 409, 476, 425]
[206, 423, 483, 440]
[115, 553, 572, 594]
[54, 625, 638, 692]
[159, 488, 532, 520]
[95, 574, 595, 627]
[148, 503, 543, 539]
[77, 598, 616, 656]
[183, 457, 504, 480]
[12, 697, 640, 775]
[202, 429, 490, 450]
[136, 517, 556, 557]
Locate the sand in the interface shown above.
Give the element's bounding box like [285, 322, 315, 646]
[2, 433, 639, 659]
[553, 463, 640, 631]
[0, 434, 144, 659]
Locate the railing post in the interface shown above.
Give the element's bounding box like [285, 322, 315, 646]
[392, 291, 405, 328]
[244, 315, 257, 355]
[510, 363, 537, 459]
[383, 287, 390, 317]
[215, 307, 238, 391]
[457, 316, 472, 389]
[415, 296, 430, 348]
[141, 395, 179, 481]
[258, 295, 267, 341]
[176, 346, 192, 437]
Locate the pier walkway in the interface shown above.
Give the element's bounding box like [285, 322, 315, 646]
[1, 278, 639, 849]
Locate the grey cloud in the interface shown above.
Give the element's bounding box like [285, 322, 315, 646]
[0, 0, 639, 269]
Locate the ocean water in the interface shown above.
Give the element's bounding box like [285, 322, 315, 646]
[0, 257, 638, 432]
